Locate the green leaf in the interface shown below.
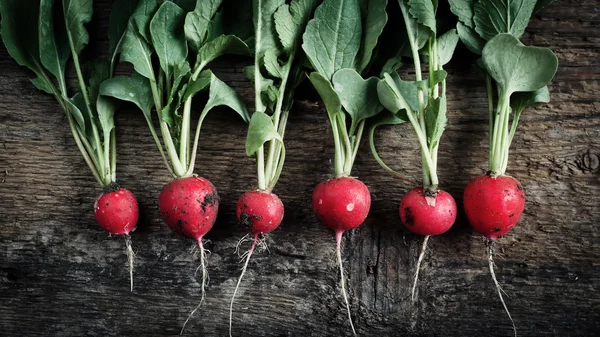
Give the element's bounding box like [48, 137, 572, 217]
[308, 72, 342, 120]
[449, 0, 474, 28]
[63, 95, 87, 133]
[203, 74, 251, 123]
[246, 111, 281, 156]
[0, 0, 47, 84]
[88, 59, 111, 105]
[120, 20, 155, 80]
[254, 0, 285, 54]
[161, 64, 190, 127]
[108, 0, 140, 68]
[370, 109, 407, 126]
[436, 29, 459, 66]
[510, 86, 550, 113]
[482, 34, 558, 95]
[132, 0, 160, 42]
[62, 0, 93, 55]
[534, 0, 555, 14]
[150, 1, 188, 80]
[430, 69, 447, 85]
[206, 9, 224, 41]
[196, 34, 249, 68]
[380, 57, 403, 77]
[39, 0, 69, 84]
[263, 49, 283, 78]
[183, 69, 213, 102]
[31, 77, 54, 94]
[377, 72, 420, 113]
[398, 0, 431, 53]
[302, 0, 362, 81]
[407, 0, 436, 33]
[96, 95, 116, 134]
[456, 21, 484, 55]
[184, 0, 222, 51]
[473, 0, 536, 41]
[100, 73, 154, 120]
[355, 0, 388, 72]
[425, 96, 446, 149]
[332, 68, 383, 124]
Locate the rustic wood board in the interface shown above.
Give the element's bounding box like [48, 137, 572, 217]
[1, 1, 599, 336]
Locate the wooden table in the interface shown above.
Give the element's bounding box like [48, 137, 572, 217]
[1, 1, 598, 336]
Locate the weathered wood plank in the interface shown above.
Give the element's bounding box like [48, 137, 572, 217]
[1, 0, 599, 336]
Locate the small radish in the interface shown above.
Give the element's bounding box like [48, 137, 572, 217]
[303, 0, 392, 331]
[229, 190, 284, 336]
[374, 1, 459, 304]
[94, 186, 140, 292]
[312, 176, 371, 335]
[228, 0, 316, 334]
[449, 5, 559, 333]
[158, 175, 220, 333]
[0, 1, 143, 291]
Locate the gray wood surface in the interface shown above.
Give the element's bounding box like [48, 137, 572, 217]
[1, 1, 599, 336]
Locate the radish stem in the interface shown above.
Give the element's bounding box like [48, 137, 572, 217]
[229, 233, 259, 337]
[336, 231, 356, 336]
[411, 235, 430, 302]
[488, 241, 517, 337]
[181, 238, 208, 335]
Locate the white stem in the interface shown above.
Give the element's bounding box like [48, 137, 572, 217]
[488, 242, 517, 337]
[336, 231, 356, 336]
[124, 236, 134, 292]
[411, 235, 430, 302]
[180, 239, 208, 335]
[229, 234, 258, 337]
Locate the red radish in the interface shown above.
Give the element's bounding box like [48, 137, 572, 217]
[399, 188, 457, 236]
[94, 186, 140, 292]
[158, 175, 219, 331]
[236, 190, 284, 234]
[312, 177, 371, 232]
[95, 187, 139, 236]
[158, 176, 220, 241]
[311, 176, 371, 335]
[463, 175, 525, 240]
[229, 190, 284, 335]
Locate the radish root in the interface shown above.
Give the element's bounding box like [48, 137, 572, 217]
[125, 235, 135, 292]
[411, 235, 430, 302]
[488, 241, 517, 337]
[336, 231, 356, 336]
[229, 233, 259, 337]
[180, 238, 208, 335]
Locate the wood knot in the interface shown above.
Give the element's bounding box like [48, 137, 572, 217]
[579, 150, 599, 171]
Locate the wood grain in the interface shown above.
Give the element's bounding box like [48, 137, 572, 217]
[1, 1, 599, 336]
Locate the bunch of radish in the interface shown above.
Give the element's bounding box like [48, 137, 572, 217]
[300, 0, 403, 332]
[227, 0, 317, 335]
[449, 0, 558, 334]
[0, 0, 141, 291]
[100, 0, 250, 333]
[372, 0, 460, 302]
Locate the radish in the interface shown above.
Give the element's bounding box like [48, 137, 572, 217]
[229, 1, 316, 335]
[302, 0, 392, 333]
[0, 0, 141, 290]
[100, 0, 250, 333]
[450, 1, 559, 334]
[373, 0, 460, 303]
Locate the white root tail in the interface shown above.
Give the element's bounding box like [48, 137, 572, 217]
[180, 238, 208, 335]
[125, 235, 135, 292]
[488, 241, 517, 337]
[229, 233, 259, 337]
[336, 231, 357, 336]
[411, 235, 430, 302]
